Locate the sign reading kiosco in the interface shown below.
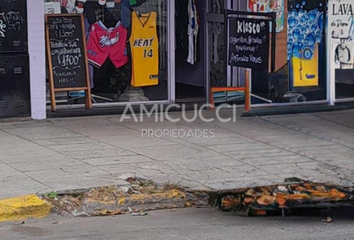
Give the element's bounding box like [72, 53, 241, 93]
[228, 17, 270, 70]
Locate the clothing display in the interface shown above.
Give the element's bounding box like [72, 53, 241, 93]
[176, 0, 200, 65]
[187, 0, 199, 65]
[76, 0, 86, 14]
[46, 0, 168, 105]
[129, 0, 147, 7]
[99, 0, 107, 5]
[121, 0, 132, 28]
[84, 1, 116, 27]
[130, 11, 159, 87]
[210, 0, 222, 64]
[87, 21, 129, 68]
[61, 0, 76, 13]
[84, 18, 95, 88]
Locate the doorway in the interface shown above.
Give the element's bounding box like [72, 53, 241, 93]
[175, 0, 206, 103]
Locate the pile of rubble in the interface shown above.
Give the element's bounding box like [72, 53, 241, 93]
[43, 177, 354, 218]
[218, 178, 354, 216]
[42, 178, 209, 217]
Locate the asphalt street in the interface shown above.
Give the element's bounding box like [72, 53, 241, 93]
[1, 208, 354, 240]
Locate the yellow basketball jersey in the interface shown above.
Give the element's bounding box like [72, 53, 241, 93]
[130, 11, 159, 87]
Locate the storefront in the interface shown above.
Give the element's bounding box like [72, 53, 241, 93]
[0, 0, 31, 118]
[42, 0, 177, 118]
[328, 0, 354, 103]
[3, 0, 352, 120]
[208, 0, 353, 109]
[207, 0, 330, 107]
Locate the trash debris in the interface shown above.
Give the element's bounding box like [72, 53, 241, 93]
[128, 206, 148, 216]
[131, 212, 148, 217]
[218, 178, 354, 216]
[322, 217, 333, 223]
[42, 177, 352, 219]
[118, 173, 136, 183]
[42, 178, 207, 218]
[92, 209, 123, 216]
[127, 207, 133, 213]
[219, 194, 242, 211]
[71, 210, 89, 217]
[13, 221, 25, 225]
[119, 186, 131, 193]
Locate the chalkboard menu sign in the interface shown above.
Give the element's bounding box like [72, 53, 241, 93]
[0, 0, 28, 53]
[45, 14, 91, 111]
[228, 17, 270, 70]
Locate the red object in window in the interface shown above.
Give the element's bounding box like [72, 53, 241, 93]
[61, 0, 68, 7]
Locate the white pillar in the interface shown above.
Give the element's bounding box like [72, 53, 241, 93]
[327, 0, 334, 105]
[27, 0, 47, 120]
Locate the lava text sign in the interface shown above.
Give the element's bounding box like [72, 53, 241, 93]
[228, 17, 270, 70]
[328, 0, 354, 70]
[45, 14, 91, 111]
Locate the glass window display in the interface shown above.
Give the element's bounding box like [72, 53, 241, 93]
[44, 0, 169, 108]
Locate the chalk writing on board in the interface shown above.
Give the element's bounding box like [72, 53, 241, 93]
[50, 39, 82, 67]
[0, 19, 5, 37]
[46, 15, 88, 88]
[228, 18, 270, 70]
[0, 0, 27, 52]
[0, 11, 25, 33]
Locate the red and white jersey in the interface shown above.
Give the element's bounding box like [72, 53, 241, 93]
[87, 21, 129, 68]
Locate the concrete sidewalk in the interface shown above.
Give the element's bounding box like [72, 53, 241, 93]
[1, 110, 354, 199]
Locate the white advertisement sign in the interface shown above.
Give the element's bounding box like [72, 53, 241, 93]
[44, 2, 61, 14]
[329, 0, 354, 69]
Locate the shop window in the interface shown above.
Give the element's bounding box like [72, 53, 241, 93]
[249, 0, 328, 105]
[209, 0, 226, 88]
[44, 0, 168, 108]
[330, 0, 354, 100]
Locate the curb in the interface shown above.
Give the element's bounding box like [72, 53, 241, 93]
[2, 178, 352, 221]
[242, 102, 354, 117]
[0, 195, 52, 223]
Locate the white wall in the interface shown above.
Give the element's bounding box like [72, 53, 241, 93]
[27, 0, 47, 120]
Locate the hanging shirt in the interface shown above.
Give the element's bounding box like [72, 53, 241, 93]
[187, 0, 199, 65]
[62, 0, 76, 13]
[130, 11, 159, 87]
[121, 0, 132, 28]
